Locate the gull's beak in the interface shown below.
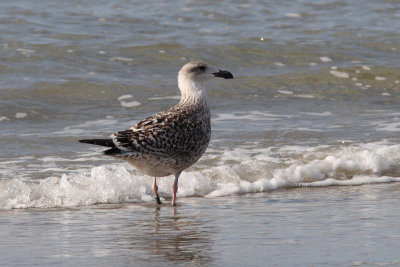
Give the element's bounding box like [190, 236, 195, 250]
[213, 70, 234, 79]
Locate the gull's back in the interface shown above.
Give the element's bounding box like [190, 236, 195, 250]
[107, 100, 211, 177]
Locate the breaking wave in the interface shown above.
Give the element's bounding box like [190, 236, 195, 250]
[1, 142, 400, 209]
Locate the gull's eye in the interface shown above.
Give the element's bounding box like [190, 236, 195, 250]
[198, 66, 206, 72]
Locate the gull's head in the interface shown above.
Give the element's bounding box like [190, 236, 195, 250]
[178, 62, 233, 102]
[178, 62, 234, 83]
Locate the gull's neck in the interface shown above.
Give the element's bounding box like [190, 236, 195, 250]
[178, 77, 208, 106]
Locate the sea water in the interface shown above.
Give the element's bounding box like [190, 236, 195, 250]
[1, 0, 400, 265]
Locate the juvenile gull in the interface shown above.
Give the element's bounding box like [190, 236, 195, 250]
[79, 62, 233, 206]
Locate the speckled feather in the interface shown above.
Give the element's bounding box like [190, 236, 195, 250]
[107, 100, 211, 177]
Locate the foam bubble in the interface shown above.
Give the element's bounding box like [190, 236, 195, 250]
[110, 57, 134, 62]
[376, 121, 400, 132]
[299, 176, 400, 187]
[117, 95, 141, 107]
[15, 112, 27, 119]
[330, 70, 349, 78]
[16, 48, 35, 57]
[320, 56, 332, 62]
[296, 94, 314, 99]
[278, 90, 293, 95]
[0, 116, 9, 122]
[274, 62, 286, 67]
[301, 111, 332, 117]
[120, 100, 141, 108]
[214, 111, 290, 122]
[148, 95, 181, 100]
[118, 94, 133, 101]
[375, 76, 387, 81]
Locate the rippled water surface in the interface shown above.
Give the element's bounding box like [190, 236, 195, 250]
[1, 0, 400, 265]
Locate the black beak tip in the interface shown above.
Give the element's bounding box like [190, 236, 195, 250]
[213, 70, 234, 79]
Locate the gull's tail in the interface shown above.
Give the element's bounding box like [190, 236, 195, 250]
[79, 139, 115, 147]
[79, 138, 123, 156]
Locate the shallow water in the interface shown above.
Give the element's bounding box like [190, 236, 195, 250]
[1, 0, 400, 265]
[2, 185, 400, 266]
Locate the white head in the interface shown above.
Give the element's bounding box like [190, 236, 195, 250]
[178, 62, 233, 103]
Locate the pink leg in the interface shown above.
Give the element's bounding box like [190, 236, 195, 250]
[172, 172, 181, 206]
[153, 177, 161, 205]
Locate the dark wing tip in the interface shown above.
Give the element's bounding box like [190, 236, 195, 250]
[103, 147, 122, 155]
[79, 139, 115, 147]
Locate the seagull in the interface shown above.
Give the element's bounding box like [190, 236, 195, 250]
[79, 62, 233, 206]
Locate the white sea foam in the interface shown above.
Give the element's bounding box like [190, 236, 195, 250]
[274, 62, 286, 67]
[16, 48, 35, 57]
[214, 111, 291, 122]
[110, 57, 134, 62]
[320, 56, 332, 62]
[301, 111, 332, 117]
[296, 94, 314, 99]
[117, 95, 141, 107]
[277, 90, 293, 95]
[148, 95, 181, 100]
[330, 70, 349, 78]
[120, 100, 141, 108]
[376, 121, 400, 132]
[1, 142, 399, 209]
[15, 112, 27, 119]
[299, 176, 400, 187]
[0, 116, 9, 122]
[118, 95, 133, 101]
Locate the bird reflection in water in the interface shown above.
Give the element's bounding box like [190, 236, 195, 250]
[125, 205, 216, 265]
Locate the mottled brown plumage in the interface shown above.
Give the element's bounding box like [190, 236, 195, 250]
[79, 62, 233, 205]
[108, 102, 211, 177]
